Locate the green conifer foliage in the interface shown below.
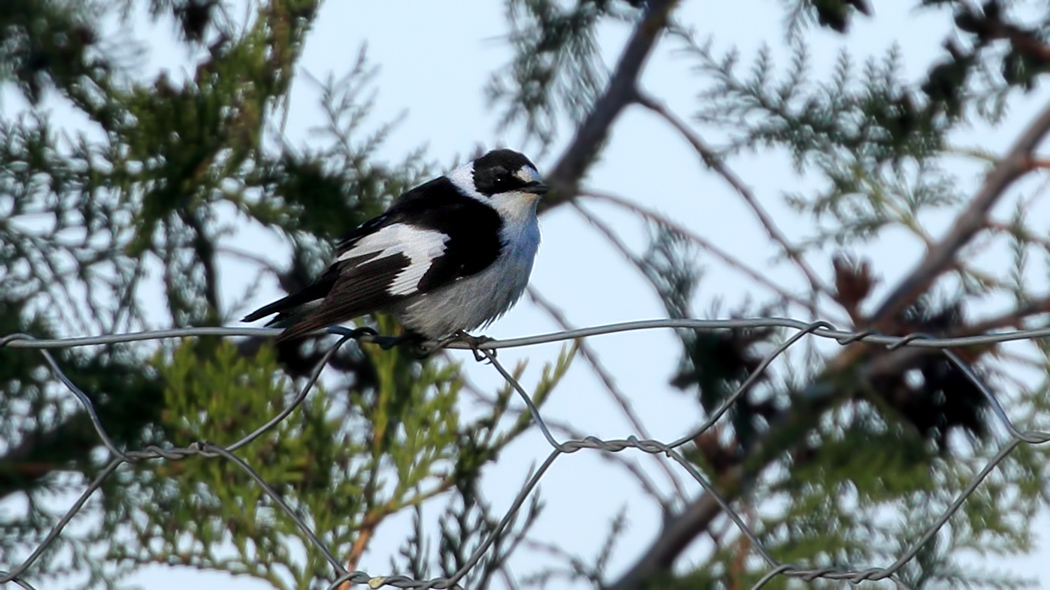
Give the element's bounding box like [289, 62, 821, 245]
[0, 2, 572, 587]
[7, 1, 1050, 589]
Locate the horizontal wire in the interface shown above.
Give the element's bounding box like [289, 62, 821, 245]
[4, 317, 1050, 351]
[1, 317, 1048, 589]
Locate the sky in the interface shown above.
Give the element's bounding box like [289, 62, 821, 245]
[6, 0, 1050, 589]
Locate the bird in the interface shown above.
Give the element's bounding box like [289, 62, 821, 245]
[242, 148, 548, 345]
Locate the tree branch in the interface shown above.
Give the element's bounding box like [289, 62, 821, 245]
[606, 99, 1050, 590]
[606, 484, 726, 590]
[870, 99, 1050, 324]
[634, 91, 831, 298]
[540, 0, 679, 211]
[580, 190, 834, 318]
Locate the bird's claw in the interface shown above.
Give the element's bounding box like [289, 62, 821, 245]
[331, 327, 495, 361]
[443, 330, 495, 362]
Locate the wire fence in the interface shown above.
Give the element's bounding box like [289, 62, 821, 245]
[1, 318, 1049, 590]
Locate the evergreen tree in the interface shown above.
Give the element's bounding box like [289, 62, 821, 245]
[4, 1, 1050, 589]
[0, 2, 569, 588]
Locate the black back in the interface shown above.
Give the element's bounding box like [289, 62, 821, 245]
[338, 176, 504, 291]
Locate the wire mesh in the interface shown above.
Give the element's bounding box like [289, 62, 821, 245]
[1, 319, 1048, 590]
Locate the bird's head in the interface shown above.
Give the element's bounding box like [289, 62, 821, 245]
[448, 149, 548, 222]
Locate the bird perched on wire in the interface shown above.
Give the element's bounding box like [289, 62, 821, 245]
[243, 149, 548, 345]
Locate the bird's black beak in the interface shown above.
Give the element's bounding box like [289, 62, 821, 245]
[525, 181, 550, 195]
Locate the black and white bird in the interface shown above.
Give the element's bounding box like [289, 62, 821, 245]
[243, 149, 548, 344]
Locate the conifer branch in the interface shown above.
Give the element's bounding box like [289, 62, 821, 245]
[541, 0, 679, 210]
[871, 99, 1050, 324]
[580, 189, 829, 316]
[608, 92, 1050, 590]
[633, 91, 832, 299]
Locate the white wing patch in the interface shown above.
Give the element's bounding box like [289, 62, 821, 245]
[338, 223, 449, 296]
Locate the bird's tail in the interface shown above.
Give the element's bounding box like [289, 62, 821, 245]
[242, 296, 294, 323]
[242, 298, 328, 342]
[272, 316, 329, 342]
[242, 275, 337, 340]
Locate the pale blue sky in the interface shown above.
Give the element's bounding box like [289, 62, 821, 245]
[7, 1, 1050, 589]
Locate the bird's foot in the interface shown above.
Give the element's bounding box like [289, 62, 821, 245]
[443, 330, 495, 362]
[325, 326, 430, 356]
[336, 328, 494, 361]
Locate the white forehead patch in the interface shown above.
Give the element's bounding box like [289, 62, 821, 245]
[515, 166, 540, 184]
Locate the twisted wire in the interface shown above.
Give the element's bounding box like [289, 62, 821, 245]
[1, 318, 1047, 590]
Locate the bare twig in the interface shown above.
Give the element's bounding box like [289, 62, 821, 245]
[571, 201, 653, 276]
[581, 189, 836, 318]
[634, 91, 831, 298]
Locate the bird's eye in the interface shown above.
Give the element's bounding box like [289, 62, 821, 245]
[475, 166, 523, 196]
